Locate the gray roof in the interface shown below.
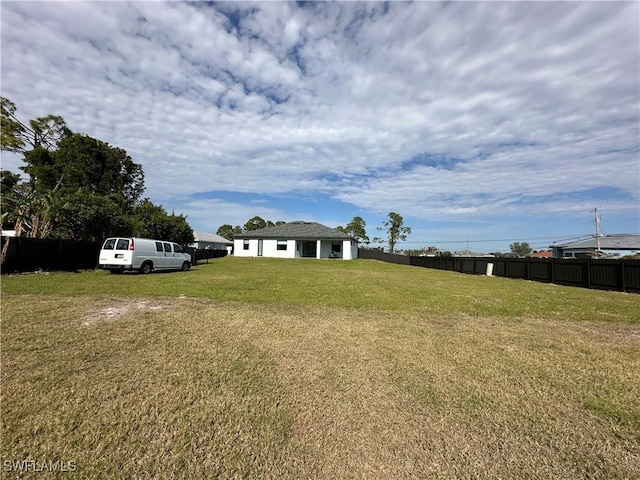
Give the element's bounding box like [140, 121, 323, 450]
[235, 221, 353, 240]
[193, 231, 233, 245]
[551, 234, 640, 250]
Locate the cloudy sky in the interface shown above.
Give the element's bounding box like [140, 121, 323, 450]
[1, 1, 638, 252]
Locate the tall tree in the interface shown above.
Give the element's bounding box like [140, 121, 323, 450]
[1, 98, 73, 240]
[1, 170, 22, 229]
[217, 224, 242, 241]
[243, 216, 267, 231]
[1, 97, 70, 153]
[339, 216, 369, 246]
[509, 242, 532, 257]
[132, 199, 194, 246]
[0, 98, 198, 246]
[52, 191, 133, 241]
[15, 133, 145, 241]
[378, 212, 411, 253]
[24, 133, 145, 204]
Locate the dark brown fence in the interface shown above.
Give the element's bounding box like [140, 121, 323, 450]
[1, 236, 101, 273]
[1, 238, 229, 273]
[358, 249, 411, 265]
[359, 249, 640, 293]
[184, 247, 228, 265]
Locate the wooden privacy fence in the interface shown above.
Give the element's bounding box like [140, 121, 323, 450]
[1, 236, 101, 273]
[184, 247, 228, 265]
[359, 249, 640, 293]
[0, 237, 228, 273]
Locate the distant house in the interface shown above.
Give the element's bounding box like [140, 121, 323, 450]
[531, 250, 552, 258]
[550, 234, 640, 258]
[233, 221, 358, 260]
[452, 250, 490, 257]
[190, 231, 233, 253]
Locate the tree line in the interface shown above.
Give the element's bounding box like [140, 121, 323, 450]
[0, 97, 194, 257]
[216, 216, 287, 241]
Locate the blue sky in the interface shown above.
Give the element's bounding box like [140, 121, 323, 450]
[1, 1, 638, 253]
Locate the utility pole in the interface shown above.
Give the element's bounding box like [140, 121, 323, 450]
[594, 208, 601, 252]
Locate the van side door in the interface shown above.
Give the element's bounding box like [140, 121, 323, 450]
[163, 242, 175, 268]
[154, 241, 166, 268]
[172, 243, 187, 268]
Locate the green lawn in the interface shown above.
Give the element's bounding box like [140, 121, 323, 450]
[1, 257, 639, 479]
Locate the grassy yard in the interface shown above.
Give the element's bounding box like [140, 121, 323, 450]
[1, 257, 639, 479]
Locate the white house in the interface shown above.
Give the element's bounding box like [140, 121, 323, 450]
[550, 234, 640, 258]
[233, 221, 358, 260]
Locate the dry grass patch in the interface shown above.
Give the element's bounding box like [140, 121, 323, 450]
[2, 293, 639, 479]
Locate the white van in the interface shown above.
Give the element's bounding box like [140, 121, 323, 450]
[98, 237, 191, 274]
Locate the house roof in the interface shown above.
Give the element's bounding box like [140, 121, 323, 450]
[234, 221, 353, 240]
[193, 231, 233, 245]
[551, 234, 640, 251]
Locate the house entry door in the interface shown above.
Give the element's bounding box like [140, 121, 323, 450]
[302, 241, 316, 258]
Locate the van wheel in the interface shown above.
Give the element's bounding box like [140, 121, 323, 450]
[182, 261, 191, 271]
[140, 262, 153, 274]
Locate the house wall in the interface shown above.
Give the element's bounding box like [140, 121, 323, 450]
[234, 238, 357, 259]
[262, 239, 296, 258]
[233, 239, 296, 258]
[347, 240, 358, 260]
[233, 239, 255, 257]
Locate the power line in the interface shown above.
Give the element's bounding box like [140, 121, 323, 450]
[396, 234, 592, 245]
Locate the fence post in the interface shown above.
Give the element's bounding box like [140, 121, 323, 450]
[621, 261, 626, 292]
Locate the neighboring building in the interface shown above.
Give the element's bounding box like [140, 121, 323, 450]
[233, 221, 358, 260]
[452, 250, 491, 257]
[190, 231, 233, 253]
[550, 234, 640, 258]
[531, 250, 553, 258]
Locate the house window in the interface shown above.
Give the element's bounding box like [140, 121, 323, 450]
[277, 240, 287, 251]
[243, 239, 250, 250]
[332, 242, 341, 253]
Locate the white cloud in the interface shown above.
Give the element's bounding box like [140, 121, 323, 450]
[1, 1, 638, 240]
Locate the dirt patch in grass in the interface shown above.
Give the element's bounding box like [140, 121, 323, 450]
[81, 297, 181, 326]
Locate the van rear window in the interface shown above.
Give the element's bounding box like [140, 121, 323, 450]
[116, 239, 130, 250]
[102, 239, 116, 250]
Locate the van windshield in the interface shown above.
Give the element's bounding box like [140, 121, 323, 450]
[102, 239, 116, 250]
